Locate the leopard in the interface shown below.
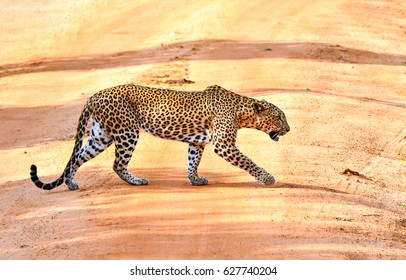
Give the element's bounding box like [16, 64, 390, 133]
[30, 84, 290, 190]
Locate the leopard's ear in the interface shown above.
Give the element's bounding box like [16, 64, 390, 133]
[253, 100, 268, 116]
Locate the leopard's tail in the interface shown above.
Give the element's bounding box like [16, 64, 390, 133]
[30, 98, 93, 190]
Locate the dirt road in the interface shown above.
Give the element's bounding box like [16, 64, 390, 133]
[1, 0, 405, 259]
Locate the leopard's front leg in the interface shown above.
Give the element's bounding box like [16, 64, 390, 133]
[211, 118, 275, 185]
[212, 143, 275, 185]
[187, 143, 208, 185]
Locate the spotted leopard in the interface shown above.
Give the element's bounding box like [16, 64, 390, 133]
[30, 84, 290, 190]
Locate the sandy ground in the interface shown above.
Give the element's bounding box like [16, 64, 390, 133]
[0, 0, 405, 260]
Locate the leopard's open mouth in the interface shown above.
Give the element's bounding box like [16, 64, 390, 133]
[269, 131, 280, 142]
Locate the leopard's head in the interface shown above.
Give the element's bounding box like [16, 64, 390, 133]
[253, 99, 290, 141]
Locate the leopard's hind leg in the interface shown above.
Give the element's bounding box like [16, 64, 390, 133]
[112, 129, 149, 186]
[65, 119, 112, 190]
